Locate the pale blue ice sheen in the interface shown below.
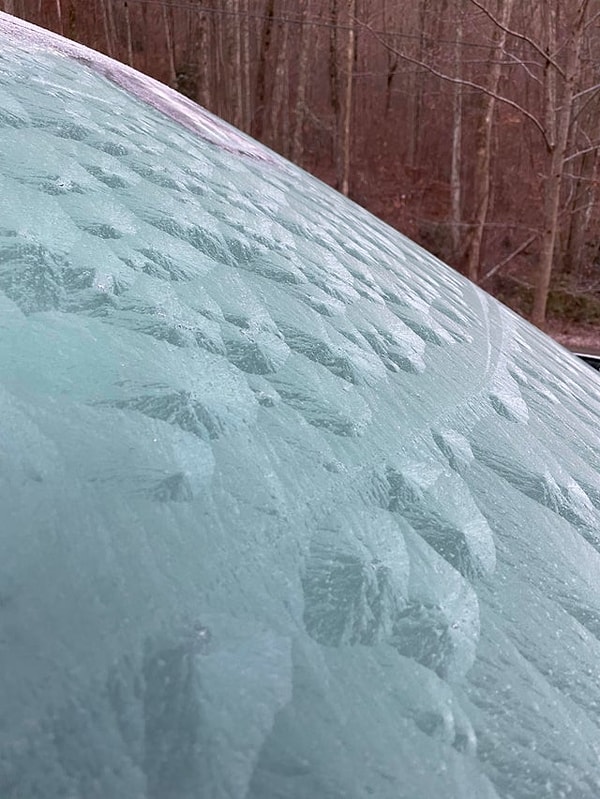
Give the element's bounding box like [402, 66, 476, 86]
[2, 14, 600, 799]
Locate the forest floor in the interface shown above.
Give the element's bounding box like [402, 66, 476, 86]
[497, 262, 600, 353]
[545, 321, 600, 353]
[546, 320, 600, 354]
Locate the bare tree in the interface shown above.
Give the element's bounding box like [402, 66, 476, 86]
[532, 0, 592, 326]
[161, 0, 177, 88]
[329, 0, 341, 176]
[228, 0, 244, 129]
[197, 8, 212, 110]
[240, 0, 251, 131]
[291, 0, 312, 164]
[269, 17, 289, 154]
[339, 0, 356, 195]
[253, 0, 275, 140]
[465, 0, 516, 283]
[55, 0, 64, 35]
[124, 0, 134, 67]
[360, 0, 600, 326]
[564, 147, 600, 277]
[100, 0, 114, 57]
[381, 0, 399, 115]
[450, 0, 464, 260]
[408, 0, 429, 168]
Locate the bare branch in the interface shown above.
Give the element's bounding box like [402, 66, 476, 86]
[572, 81, 600, 102]
[501, 49, 542, 84]
[563, 142, 600, 164]
[358, 19, 549, 146]
[563, 173, 600, 183]
[466, 0, 565, 77]
[480, 234, 539, 283]
[569, 85, 600, 124]
[583, 8, 600, 32]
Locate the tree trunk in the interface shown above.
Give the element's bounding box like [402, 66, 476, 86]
[564, 150, 599, 278]
[240, 0, 251, 131]
[465, 0, 515, 283]
[291, 0, 311, 165]
[408, 0, 427, 168]
[100, 0, 113, 57]
[532, 0, 589, 328]
[162, 1, 177, 89]
[450, 1, 463, 261]
[382, 0, 398, 115]
[55, 0, 64, 35]
[269, 21, 289, 154]
[253, 0, 275, 140]
[339, 0, 356, 196]
[329, 0, 341, 175]
[124, 0, 134, 67]
[197, 11, 211, 109]
[231, 0, 243, 129]
[105, 0, 117, 59]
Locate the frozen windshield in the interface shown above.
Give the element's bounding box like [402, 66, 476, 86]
[2, 13, 600, 799]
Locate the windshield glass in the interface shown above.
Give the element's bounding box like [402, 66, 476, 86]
[2, 14, 600, 799]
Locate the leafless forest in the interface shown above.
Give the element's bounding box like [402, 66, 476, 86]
[4, 0, 600, 329]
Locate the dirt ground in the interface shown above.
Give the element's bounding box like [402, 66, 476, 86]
[546, 321, 600, 353]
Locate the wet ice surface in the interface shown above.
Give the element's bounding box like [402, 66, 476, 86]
[2, 15, 600, 799]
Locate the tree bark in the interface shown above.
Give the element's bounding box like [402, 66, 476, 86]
[124, 0, 134, 67]
[450, 1, 463, 261]
[100, 0, 114, 57]
[564, 150, 599, 277]
[162, 1, 177, 89]
[382, 0, 398, 115]
[253, 0, 275, 140]
[291, 0, 312, 165]
[532, 0, 589, 327]
[240, 0, 251, 131]
[340, 0, 356, 196]
[408, 0, 428, 168]
[465, 0, 515, 283]
[231, 0, 243, 129]
[55, 0, 64, 35]
[329, 0, 341, 175]
[269, 20, 289, 155]
[197, 10, 211, 109]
